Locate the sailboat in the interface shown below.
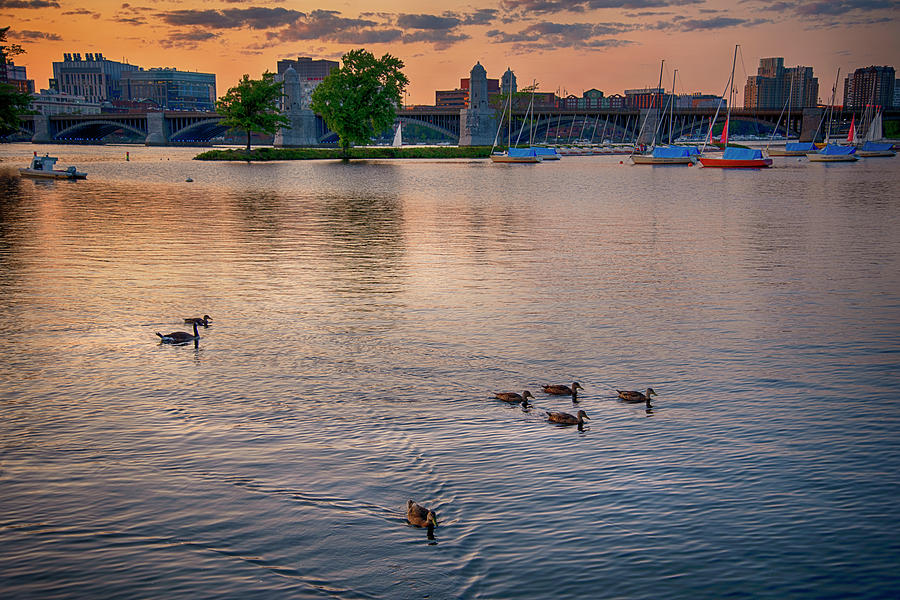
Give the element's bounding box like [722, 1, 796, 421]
[808, 68, 858, 163]
[490, 82, 541, 163]
[856, 105, 896, 157]
[698, 45, 772, 168]
[767, 72, 817, 156]
[632, 66, 698, 165]
[392, 122, 402, 147]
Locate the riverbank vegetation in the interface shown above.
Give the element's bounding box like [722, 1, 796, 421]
[194, 146, 495, 161]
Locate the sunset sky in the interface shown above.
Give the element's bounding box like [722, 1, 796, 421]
[3, 0, 899, 105]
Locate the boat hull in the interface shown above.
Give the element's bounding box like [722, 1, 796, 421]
[697, 157, 772, 168]
[767, 149, 808, 156]
[806, 154, 859, 162]
[856, 150, 896, 158]
[19, 168, 87, 180]
[490, 155, 541, 163]
[631, 155, 693, 165]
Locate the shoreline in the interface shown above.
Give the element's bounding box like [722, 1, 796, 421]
[194, 146, 496, 161]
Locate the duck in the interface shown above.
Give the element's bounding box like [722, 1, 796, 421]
[541, 382, 583, 397]
[495, 390, 534, 404]
[617, 388, 657, 404]
[406, 500, 438, 534]
[184, 315, 211, 326]
[156, 321, 200, 344]
[546, 410, 590, 426]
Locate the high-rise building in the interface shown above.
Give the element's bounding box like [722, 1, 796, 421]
[744, 57, 818, 109]
[895, 79, 899, 107]
[276, 57, 338, 81]
[121, 68, 216, 111]
[3, 62, 34, 94]
[52, 52, 140, 103]
[843, 65, 896, 109]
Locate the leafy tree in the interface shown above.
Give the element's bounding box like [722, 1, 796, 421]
[216, 71, 289, 153]
[0, 26, 31, 137]
[310, 49, 408, 158]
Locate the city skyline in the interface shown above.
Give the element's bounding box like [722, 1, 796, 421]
[3, 0, 899, 105]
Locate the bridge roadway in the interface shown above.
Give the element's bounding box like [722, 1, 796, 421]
[15, 107, 896, 146]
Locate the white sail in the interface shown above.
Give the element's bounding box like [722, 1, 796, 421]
[392, 122, 402, 147]
[865, 109, 883, 142]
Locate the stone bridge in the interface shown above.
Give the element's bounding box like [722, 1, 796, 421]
[15, 107, 898, 146]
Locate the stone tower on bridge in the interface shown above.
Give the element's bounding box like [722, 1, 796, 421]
[459, 62, 497, 146]
[274, 66, 318, 147]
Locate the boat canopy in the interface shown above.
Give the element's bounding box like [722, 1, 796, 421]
[722, 147, 764, 160]
[785, 142, 817, 152]
[508, 147, 539, 158]
[531, 147, 560, 157]
[861, 141, 893, 152]
[651, 146, 695, 158]
[819, 144, 856, 156]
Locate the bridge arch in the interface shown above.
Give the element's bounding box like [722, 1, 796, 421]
[396, 116, 457, 141]
[54, 119, 147, 142]
[169, 119, 231, 143]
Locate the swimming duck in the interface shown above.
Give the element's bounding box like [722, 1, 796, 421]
[184, 315, 211, 326]
[156, 321, 200, 344]
[541, 382, 583, 397]
[546, 410, 590, 425]
[495, 391, 535, 404]
[406, 500, 438, 533]
[617, 388, 657, 403]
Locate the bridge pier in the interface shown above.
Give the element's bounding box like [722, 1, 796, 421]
[145, 112, 168, 145]
[800, 108, 824, 142]
[31, 114, 51, 143]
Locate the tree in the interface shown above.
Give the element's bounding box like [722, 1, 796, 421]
[0, 26, 31, 138]
[310, 49, 408, 158]
[216, 71, 289, 153]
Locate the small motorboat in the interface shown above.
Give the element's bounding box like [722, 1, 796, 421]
[19, 154, 87, 180]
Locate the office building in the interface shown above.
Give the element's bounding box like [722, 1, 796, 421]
[744, 58, 818, 109]
[122, 68, 216, 111]
[435, 76, 500, 108]
[52, 52, 140, 103]
[843, 65, 896, 109]
[625, 88, 673, 110]
[2, 63, 35, 94]
[31, 89, 101, 115]
[276, 57, 338, 81]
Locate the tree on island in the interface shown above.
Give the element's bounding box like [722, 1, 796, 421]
[0, 27, 33, 138]
[310, 49, 408, 159]
[216, 72, 289, 153]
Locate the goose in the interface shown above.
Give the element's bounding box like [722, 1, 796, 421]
[617, 388, 657, 404]
[406, 500, 437, 533]
[546, 410, 590, 426]
[156, 321, 200, 344]
[184, 315, 211, 326]
[541, 382, 583, 397]
[495, 391, 534, 404]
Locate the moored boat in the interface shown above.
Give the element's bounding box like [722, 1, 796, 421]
[19, 154, 87, 180]
[698, 146, 773, 168]
[531, 146, 561, 160]
[807, 144, 858, 162]
[768, 142, 817, 156]
[490, 147, 542, 163]
[856, 141, 896, 157]
[632, 145, 698, 165]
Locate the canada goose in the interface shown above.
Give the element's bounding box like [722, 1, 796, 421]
[407, 500, 437, 533]
[156, 321, 200, 344]
[184, 315, 211, 326]
[546, 410, 590, 425]
[541, 382, 583, 397]
[617, 388, 657, 404]
[495, 391, 534, 404]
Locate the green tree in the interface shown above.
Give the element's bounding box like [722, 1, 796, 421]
[0, 26, 32, 138]
[310, 49, 408, 158]
[216, 71, 289, 153]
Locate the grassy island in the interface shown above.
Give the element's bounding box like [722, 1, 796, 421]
[194, 146, 496, 161]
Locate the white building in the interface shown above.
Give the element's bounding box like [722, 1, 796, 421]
[31, 90, 102, 115]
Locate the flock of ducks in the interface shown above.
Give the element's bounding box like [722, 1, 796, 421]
[154, 316, 658, 540]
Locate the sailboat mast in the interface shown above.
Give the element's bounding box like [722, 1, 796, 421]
[669, 69, 677, 145]
[825, 67, 840, 144]
[654, 59, 664, 147]
[725, 45, 738, 145]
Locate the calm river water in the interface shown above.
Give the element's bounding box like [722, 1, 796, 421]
[1, 144, 899, 599]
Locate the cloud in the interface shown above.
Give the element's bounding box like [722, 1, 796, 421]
[666, 16, 772, 30]
[402, 29, 470, 49]
[397, 13, 461, 30]
[157, 6, 303, 30]
[462, 9, 498, 25]
[742, 0, 898, 21]
[500, 0, 703, 14]
[160, 29, 219, 49]
[9, 29, 62, 40]
[272, 9, 401, 43]
[489, 20, 635, 51]
[62, 8, 100, 18]
[0, 0, 59, 7]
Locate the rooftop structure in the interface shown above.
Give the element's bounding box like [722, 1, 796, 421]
[121, 68, 216, 111]
[52, 52, 140, 103]
[276, 56, 338, 81]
